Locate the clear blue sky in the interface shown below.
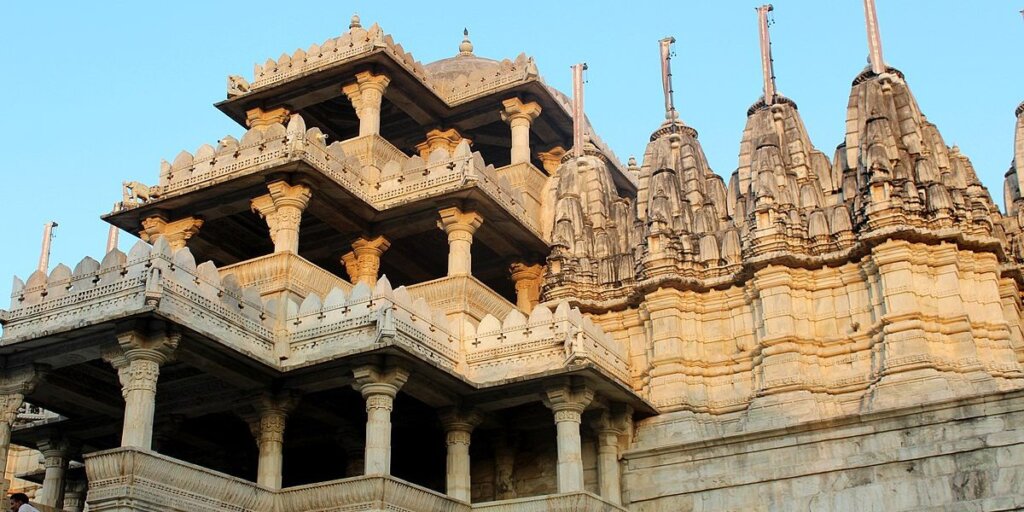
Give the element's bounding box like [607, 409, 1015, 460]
[2, 1, 1021, 300]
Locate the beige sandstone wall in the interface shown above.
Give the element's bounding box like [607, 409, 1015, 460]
[622, 390, 1024, 511]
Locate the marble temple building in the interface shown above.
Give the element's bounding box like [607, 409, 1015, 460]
[1, 2, 1023, 511]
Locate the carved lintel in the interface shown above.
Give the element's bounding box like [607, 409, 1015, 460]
[140, 216, 204, 251]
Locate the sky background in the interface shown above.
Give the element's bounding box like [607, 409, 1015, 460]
[1, 1, 1021, 299]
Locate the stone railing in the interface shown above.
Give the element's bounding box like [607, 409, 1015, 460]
[471, 492, 627, 512]
[219, 252, 351, 300]
[283, 276, 461, 370]
[278, 475, 470, 512]
[466, 303, 631, 386]
[85, 447, 470, 512]
[1, 239, 277, 363]
[123, 115, 540, 236]
[85, 447, 276, 511]
[2, 241, 628, 389]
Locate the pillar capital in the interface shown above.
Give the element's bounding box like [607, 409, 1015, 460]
[501, 97, 543, 125]
[352, 364, 409, 403]
[245, 107, 291, 130]
[537, 147, 567, 175]
[589, 403, 633, 437]
[439, 407, 483, 437]
[415, 128, 471, 158]
[251, 181, 313, 253]
[543, 382, 594, 420]
[343, 236, 391, 286]
[437, 207, 484, 237]
[140, 215, 204, 251]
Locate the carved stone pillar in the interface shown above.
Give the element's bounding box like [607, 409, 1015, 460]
[415, 128, 471, 158]
[104, 328, 180, 449]
[0, 366, 45, 494]
[139, 215, 204, 251]
[335, 421, 365, 477]
[501, 98, 543, 165]
[247, 392, 298, 489]
[352, 363, 409, 475]
[251, 181, 313, 254]
[509, 263, 544, 312]
[536, 147, 567, 175]
[62, 479, 88, 512]
[37, 437, 75, 509]
[245, 107, 291, 130]
[341, 236, 391, 286]
[542, 381, 593, 493]
[439, 407, 482, 502]
[342, 71, 391, 137]
[589, 404, 632, 505]
[438, 207, 484, 277]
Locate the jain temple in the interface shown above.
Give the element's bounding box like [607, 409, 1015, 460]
[1, 2, 1023, 511]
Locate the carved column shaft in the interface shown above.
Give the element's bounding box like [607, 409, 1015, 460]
[502, 98, 542, 165]
[106, 330, 178, 450]
[510, 263, 544, 312]
[438, 207, 484, 277]
[543, 383, 593, 493]
[353, 365, 409, 475]
[440, 408, 481, 502]
[251, 181, 313, 254]
[596, 430, 620, 502]
[37, 438, 72, 509]
[63, 480, 88, 512]
[250, 393, 297, 490]
[342, 72, 391, 137]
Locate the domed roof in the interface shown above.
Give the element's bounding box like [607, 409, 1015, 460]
[423, 29, 502, 83]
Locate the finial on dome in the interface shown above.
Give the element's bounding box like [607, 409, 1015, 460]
[459, 28, 474, 55]
[350, 13, 362, 30]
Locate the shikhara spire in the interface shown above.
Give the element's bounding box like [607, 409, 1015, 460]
[756, 4, 777, 104]
[863, 0, 886, 74]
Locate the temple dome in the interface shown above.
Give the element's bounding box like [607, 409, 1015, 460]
[424, 54, 501, 83]
[424, 29, 502, 83]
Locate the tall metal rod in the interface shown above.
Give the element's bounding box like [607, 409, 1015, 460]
[757, 4, 777, 104]
[38, 221, 58, 274]
[863, 0, 886, 74]
[571, 63, 588, 159]
[106, 205, 120, 253]
[659, 37, 677, 122]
